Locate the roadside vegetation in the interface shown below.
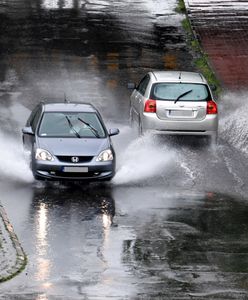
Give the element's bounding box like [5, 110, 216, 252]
[0, 209, 27, 283]
[176, 0, 221, 95]
[175, 0, 186, 14]
[0, 255, 27, 283]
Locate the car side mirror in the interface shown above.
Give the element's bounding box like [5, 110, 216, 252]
[108, 128, 119, 136]
[22, 126, 34, 135]
[127, 83, 136, 90]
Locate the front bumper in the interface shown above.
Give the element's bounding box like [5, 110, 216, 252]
[33, 159, 115, 181]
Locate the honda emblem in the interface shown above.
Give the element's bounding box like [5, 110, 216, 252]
[71, 156, 79, 163]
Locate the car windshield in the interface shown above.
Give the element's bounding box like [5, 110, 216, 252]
[38, 112, 106, 138]
[151, 83, 209, 101]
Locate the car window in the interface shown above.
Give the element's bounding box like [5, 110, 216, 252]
[151, 83, 210, 101]
[38, 112, 106, 138]
[137, 75, 150, 96]
[30, 106, 42, 131]
[26, 104, 40, 126]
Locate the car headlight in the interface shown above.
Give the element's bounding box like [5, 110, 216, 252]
[96, 149, 113, 162]
[35, 148, 54, 161]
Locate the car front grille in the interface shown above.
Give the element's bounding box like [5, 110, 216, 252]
[56, 156, 93, 163]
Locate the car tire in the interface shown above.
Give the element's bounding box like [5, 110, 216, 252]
[138, 119, 143, 136]
[209, 134, 217, 146]
[104, 177, 113, 182]
[130, 109, 134, 128]
[33, 173, 46, 181]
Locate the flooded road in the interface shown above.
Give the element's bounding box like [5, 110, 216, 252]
[0, 0, 248, 299]
[1, 183, 248, 299]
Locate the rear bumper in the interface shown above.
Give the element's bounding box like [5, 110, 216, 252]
[145, 130, 217, 137]
[142, 113, 218, 136]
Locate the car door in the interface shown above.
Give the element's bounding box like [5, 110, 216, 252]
[130, 74, 150, 123]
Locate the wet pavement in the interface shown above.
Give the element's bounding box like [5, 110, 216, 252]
[185, 0, 248, 90]
[0, 0, 248, 299]
[1, 183, 248, 299]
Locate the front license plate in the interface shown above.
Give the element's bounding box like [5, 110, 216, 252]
[63, 167, 88, 173]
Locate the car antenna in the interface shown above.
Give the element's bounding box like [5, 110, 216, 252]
[179, 71, 182, 83]
[64, 93, 70, 103]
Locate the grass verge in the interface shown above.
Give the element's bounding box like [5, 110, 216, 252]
[175, 0, 186, 14]
[0, 204, 28, 283]
[0, 255, 27, 283]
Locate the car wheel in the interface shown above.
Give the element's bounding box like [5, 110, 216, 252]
[33, 173, 46, 181]
[130, 109, 134, 128]
[209, 134, 217, 146]
[22, 140, 30, 153]
[138, 119, 143, 136]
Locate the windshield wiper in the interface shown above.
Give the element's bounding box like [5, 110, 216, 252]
[65, 116, 81, 138]
[78, 117, 100, 138]
[174, 89, 193, 104]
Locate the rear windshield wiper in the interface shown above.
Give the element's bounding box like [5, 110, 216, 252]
[65, 116, 81, 138]
[174, 89, 193, 104]
[78, 117, 100, 138]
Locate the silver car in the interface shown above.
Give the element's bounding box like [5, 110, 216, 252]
[129, 71, 218, 143]
[22, 102, 119, 181]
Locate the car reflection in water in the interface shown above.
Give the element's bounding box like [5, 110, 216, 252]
[30, 183, 115, 288]
[42, 0, 80, 9]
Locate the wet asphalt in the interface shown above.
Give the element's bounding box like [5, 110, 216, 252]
[0, 0, 248, 299]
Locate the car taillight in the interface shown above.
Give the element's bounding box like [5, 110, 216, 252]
[207, 100, 218, 114]
[144, 99, 156, 113]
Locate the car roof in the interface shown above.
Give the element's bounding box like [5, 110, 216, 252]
[149, 71, 207, 84]
[42, 102, 97, 113]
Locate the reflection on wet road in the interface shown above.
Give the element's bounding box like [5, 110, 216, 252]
[1, 183, 248, 299]
[0, 0, 192, 125]
[0, 0, 248, 298]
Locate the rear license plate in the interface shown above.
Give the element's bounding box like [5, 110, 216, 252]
[169, 110, 193, 117]
[63, 167, 88, 173]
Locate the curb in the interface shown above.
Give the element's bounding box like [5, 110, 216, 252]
[0, 203, 27, 282]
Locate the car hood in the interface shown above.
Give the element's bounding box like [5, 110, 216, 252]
[36, 137, 110, 156]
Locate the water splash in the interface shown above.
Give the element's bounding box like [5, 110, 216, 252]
[113, 130, 175, 185]
[220, 91, 248, 156]
[0, 131, 33, 183]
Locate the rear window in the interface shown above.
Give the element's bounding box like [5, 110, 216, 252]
[38, 112, 106, 138]
[150, 83, 210, 101]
